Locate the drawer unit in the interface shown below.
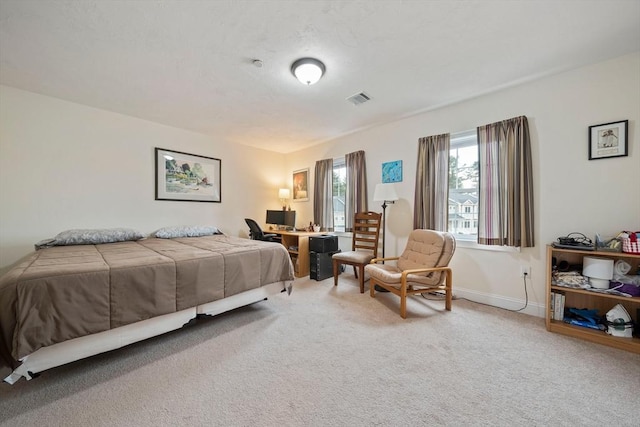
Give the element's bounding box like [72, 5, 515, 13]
[310, 250, 340, 281]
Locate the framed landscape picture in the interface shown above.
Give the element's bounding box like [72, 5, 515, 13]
[588, 120, 628, 160]
[155, 147, 221, 202]
[292, 168, 309, 202]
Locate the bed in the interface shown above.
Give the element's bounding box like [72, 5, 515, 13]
[0, 229, 294, 384]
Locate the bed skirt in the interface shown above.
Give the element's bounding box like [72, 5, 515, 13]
[4, 280, 291, 384]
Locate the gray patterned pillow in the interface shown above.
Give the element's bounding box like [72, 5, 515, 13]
[35, 228, 146, 249]
[153, 225, 222, 239]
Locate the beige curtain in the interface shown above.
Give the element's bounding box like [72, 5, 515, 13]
[477, 115, 534, 247]
[413, 134, 450, 231]
[313, 158, 334, 231]
[345, 150, 368, 231]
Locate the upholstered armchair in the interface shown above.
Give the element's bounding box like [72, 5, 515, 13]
[365, 229, 455, 318]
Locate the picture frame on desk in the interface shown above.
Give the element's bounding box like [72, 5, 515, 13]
[588, 120, 628, 160]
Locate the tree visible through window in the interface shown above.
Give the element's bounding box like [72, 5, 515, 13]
[333, 159, 346, 232]
[449, 130, 478, 239]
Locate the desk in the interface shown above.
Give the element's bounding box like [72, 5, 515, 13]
[270, 229, 325, 278]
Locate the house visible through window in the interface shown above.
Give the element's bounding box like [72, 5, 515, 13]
[449, 130, 478, 240]
[333, 158, 346, 232]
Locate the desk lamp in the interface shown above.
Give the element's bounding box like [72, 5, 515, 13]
[278, 188, 290, 210]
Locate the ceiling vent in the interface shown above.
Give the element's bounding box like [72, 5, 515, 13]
[346, 92, 371, 106]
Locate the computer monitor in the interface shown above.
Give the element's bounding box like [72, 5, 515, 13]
[266, 210, 296, 228]
[283, 211, 296, 228]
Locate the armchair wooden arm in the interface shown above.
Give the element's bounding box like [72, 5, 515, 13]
[371, 266, 453, 318]
[369, 256, 399, 264]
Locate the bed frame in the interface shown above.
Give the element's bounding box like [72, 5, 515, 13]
[4, 281, 290, 384]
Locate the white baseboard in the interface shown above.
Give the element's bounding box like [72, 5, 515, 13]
[453, 287, 546, 318]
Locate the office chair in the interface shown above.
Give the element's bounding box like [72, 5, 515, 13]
[245, 218, 281, 243]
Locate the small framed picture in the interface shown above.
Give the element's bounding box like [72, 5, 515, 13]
[382, 160, 403, 183]
[588, 120, 628, 160]
[292, 168, 309, 202]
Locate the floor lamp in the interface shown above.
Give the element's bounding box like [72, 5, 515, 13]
[373, 183, 399, 259]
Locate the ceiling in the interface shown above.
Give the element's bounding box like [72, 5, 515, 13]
[1, 1, 639, 154]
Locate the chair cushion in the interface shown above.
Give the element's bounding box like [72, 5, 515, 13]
[365, 263, 443, 287]
[396, 229, 455, 285]
[366, 229, 455, 288]
[332, 250, 374, 264]
[365, 264, 402, 283]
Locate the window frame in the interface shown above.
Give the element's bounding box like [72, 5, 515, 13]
[447, 130, 519, 253]
[332, 157, 346, 232]
[448, 130, 478, 242]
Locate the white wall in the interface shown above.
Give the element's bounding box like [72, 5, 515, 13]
[285, 52, 640, 316]
[1, 53, 638, 317]
[0, 86, 287, 274]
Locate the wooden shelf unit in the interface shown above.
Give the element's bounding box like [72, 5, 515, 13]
[270, 229, 325, 278]
[546, 245, 640, 353]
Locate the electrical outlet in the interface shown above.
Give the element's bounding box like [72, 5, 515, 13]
[520, 266, 531, 277]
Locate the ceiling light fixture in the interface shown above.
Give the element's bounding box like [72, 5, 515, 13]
[291, 58, 325, 85]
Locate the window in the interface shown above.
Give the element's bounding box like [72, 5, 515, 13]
[333, 158, 346, 232]
[448, 130, 478, 240]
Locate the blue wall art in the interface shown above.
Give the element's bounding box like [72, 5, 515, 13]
[382, 160, 402, 183]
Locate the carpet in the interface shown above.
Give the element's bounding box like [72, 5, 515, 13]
[1, 275, 638, 426]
